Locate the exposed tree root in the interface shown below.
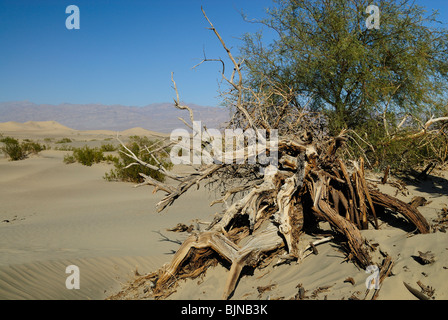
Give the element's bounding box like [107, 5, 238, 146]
[108, 131, 430, 300]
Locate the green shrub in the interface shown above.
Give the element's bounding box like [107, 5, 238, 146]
[21, 140, 46, 155]
[104, 136, 172, 183]
[54, 144, 75, 151]
[63, 154, 76, 164]
[0, 137, 46, 161]
[104, 154, 120, 164]
[64, 145, 120, 167]
[100, 143, 117, 152]
[54, 145, 74, 151]
[56, 138, 72, 144]
[72, 146, 105, 166]
[0, 137, 25, 160]
[344, 114, 448, 173]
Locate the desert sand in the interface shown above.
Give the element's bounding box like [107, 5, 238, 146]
[0, 121, 447, 300]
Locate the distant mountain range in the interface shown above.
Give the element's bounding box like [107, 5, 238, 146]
[0, 101, 230, 133]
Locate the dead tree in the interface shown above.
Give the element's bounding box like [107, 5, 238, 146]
[108, 8, 431, 300]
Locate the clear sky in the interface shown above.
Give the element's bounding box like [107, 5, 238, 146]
[1, 0, 447, 108]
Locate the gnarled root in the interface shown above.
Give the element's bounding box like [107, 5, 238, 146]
[154, 220, 283, 300]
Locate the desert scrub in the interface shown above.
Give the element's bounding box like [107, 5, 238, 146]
[100, 143, 117, 152]
[54, 145, 74, 151]
[56, 137, 72, 144]
[0, 137, 46, 161]
[63, 154, 76, 164]
[64, 145, 105, 166]
[73, 146, 105, 166]
[0, 137, 25, 160]
[63, 145, 119, 166]
[104, 136, 172, 183]
[21, 140, 46, 155]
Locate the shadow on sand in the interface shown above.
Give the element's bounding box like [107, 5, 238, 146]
[395, 167, 448, 199]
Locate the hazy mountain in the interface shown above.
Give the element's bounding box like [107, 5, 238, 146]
[0, 101, 230, 133]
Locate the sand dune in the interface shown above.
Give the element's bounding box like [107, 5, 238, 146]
[0, 255, 165, 300]
[0, 121, 170, 140]
[0, 146, 220, 300]
[120, 127, 169, 138]
[1, 124, 448, 300]
[23, 121, 75, 131]
[0, 121, 75, 133]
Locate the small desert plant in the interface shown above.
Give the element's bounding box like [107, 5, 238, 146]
[100, 143, 117, 152]
[64, 145, 119, 166]
[72, 146, 105, 166]
[56, 138, 72, 144]
[104, 136, 172, 183]
[0, 137, 46, 161]
[54, 145, 74, 151]
[63, 154, 76, 164]
[21, 140, 46, 155]
[0, 137, 25, 160]
[63, 146, 105, 166]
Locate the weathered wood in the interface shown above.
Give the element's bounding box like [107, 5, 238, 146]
[222, 221, 284, 299]
[403, 281, 430, 300]
[155, 220, 284, 300]
[369, 188, 430, 233]
[330, 187, 340, 215]
[338, 159, 358, 225]
[356, 158, 379, 229]
[312, 178, 372, 268]
[354, 168, 368, 229]
[381, 165, 390, 184]
[279, 154, 298, 170]
[409, 196, 428, 210]
[274, 173, 304, 257]
[417, 162, 436, 180]
[371, 255, 394, 300]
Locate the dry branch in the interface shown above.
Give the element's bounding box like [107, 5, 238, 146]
[369, 189, 430, 234]
[392, 116, 448, 141]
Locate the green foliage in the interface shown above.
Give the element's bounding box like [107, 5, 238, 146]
[0, 137, 25, 160]
[71, 146, 105, 166]
[104, 136, 172, 183]
[344, 115, 448, 172]
[235, 0, 448, 171]
[56, 138, 72, 144]
[63, 154, 76, 164]
[63, 145, 120, 166]
[100, 143, 117, 152]
[0, 137, 46, 161]
[62, 136, 172, 183]
[239, 0, 448, 135]
[21, 140, 46, 155]
[54, 145, 74, 151]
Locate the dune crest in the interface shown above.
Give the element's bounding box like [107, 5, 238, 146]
[0, 120, 75, 133]
[0, 121, 168, 138]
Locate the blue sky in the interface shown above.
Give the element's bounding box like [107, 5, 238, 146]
[1, 0, 447, 108]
